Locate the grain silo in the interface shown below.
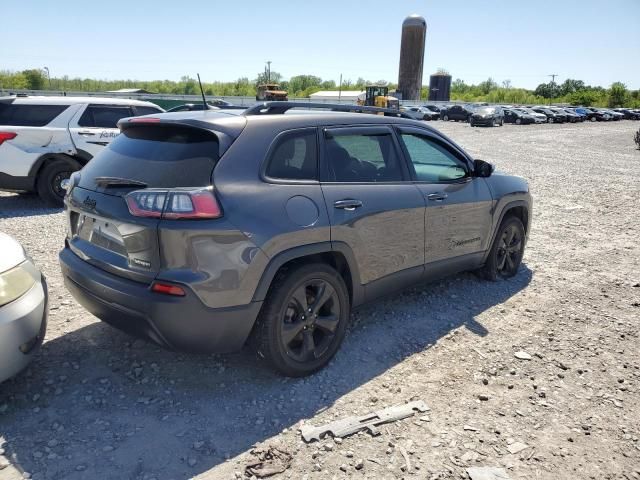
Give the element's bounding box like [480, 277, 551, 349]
[428, 71, 452, 101]
[397, 14, 427, 101]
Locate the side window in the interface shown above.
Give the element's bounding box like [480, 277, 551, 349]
[400, 133, 468, 183]
[0, 104, 68, 127]
[265, 130, 318, 181]
[134, 106, 163, 116]
[326, 133, 403, 182]
[78, 106, 134, 128]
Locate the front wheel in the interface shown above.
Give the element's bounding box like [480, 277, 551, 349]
[481, 216, 526, 281]
[492, 119, 497, 127]
[255, 263, 350, 377]
[515, 118, 522, 125]
[443, 114, 449, 121]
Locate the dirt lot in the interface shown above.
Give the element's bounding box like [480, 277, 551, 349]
[1, 121, 639, 480]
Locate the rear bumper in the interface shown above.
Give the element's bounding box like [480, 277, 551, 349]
[0, 277, 48, 382]
[59, 247, 262, 353]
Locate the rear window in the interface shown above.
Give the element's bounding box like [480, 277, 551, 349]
[78, 126, 219, 190]
[0, 103, 68, 127]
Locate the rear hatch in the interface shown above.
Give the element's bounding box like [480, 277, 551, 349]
[66, 120, 234, 283]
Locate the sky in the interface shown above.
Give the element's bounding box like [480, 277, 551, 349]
[1, 0, 639, 90]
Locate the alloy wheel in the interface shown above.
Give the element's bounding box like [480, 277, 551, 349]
[281, 279, 341, 363]
[495, 224, 523, 277]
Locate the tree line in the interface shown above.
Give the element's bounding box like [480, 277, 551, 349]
[1, 69, 638, 107]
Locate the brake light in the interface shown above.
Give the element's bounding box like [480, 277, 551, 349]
[129, 117, 161, 123]
[0, 132, 17, 145]
[125, 188, 222, 220]
[151, 282, 186, 296]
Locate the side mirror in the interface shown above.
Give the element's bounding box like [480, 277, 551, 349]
[473, 159, 494, 178]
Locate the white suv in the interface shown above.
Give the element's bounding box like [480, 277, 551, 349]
[0, 95, 164, 205]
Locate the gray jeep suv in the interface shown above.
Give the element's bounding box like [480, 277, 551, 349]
[59, 102, 531, 376]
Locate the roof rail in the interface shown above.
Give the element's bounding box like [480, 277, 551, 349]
[243, 101, 413, 119]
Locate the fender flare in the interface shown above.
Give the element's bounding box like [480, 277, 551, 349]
[252, 241, 364, 306]
[28, 152, 87, 180]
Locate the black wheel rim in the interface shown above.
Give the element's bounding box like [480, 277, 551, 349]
[52, 171, 72, 198]
[496, 224, 523, 276]
[281, 279, 340, 363]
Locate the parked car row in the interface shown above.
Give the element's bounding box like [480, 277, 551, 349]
[433, 103, 640, 126]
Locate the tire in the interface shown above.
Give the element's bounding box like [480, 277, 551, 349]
[481, 216, 526, 281]
[255, 263, 350, 377]
[548, 117, 553, 123]
[591, 117, 597, 122]
[515, 118, 522, 125]
[443, 114, 449, 121]
[500, 119, 504, 126]
[469, 120, 474, 127]
[36, 156, 81, 207]
[492, 119, 497, 127]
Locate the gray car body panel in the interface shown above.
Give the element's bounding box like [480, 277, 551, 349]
[60, 110, 532, 353]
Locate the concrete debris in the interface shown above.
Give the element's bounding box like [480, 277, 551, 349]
[300, 400, 429, 442]
[514, 351, 532, 361]
[506, 442, 529, 454]
[467, 466, 512, 480]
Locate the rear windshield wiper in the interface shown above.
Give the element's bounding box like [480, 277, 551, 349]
[94, 176, 148, 188]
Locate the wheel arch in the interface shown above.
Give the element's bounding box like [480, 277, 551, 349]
[252, 241, 363, 307]
[28, 151, 89, 183]
[483, 200, 530, 263]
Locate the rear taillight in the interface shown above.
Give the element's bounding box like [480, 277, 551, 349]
[125, 188, 222, 220]
[151, 281, 186, 296]
[0, 132, 17, 145]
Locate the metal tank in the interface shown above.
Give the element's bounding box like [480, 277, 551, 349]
[428, 72, 452, 101]
[397, 14, 427, 102]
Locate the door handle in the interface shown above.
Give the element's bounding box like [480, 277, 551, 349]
[77, 130, 96, 136]
[427, 193, 448, 201]
[334, 199, 363, 210]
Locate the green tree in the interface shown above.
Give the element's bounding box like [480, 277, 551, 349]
[22, 69, 46, 90]
[608, 82, 627, 107]
[534, 82, 560, 99]
[559, 78, 585, 96]
[478, 77, 498, 95]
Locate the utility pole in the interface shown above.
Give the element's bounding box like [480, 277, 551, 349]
[338, 73, 342, 102]
[548, 74, 558, 84]
[43, 66, 51, 89]
[266, 61, 272, 83]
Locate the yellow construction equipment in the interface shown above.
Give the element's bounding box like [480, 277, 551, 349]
[357, 85, 399, 109]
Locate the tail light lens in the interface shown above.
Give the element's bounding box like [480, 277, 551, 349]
[125, 188, 222, 220]
[0, 132, 17, 145]
[151, 281, 186, 296]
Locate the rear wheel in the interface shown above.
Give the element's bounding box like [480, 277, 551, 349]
[443, 114, 449, 121]
[515, 118, 522, 125]
[255, 263, 350, 377]
[482, 216, 526, 281]
[492, 119, 497, 127]
[37, 156, 81, 207]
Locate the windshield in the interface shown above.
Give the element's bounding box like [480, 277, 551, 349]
[476, 107, 496, 114]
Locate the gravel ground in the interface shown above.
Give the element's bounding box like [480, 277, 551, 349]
[1, 121, 639, 480]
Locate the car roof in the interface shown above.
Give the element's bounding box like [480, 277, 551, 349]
[1, 95, 159, 107]
[120, 109, 435, 140]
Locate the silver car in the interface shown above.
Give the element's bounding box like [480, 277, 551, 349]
[0, 232, 47, 382]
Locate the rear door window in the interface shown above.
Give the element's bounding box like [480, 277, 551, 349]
[78, 126, 219, 191]
[323, 128, 404, 182]
[265, 129, 318, 181]
[0, 103, 68, 126]
[78, 105, 134, 128]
